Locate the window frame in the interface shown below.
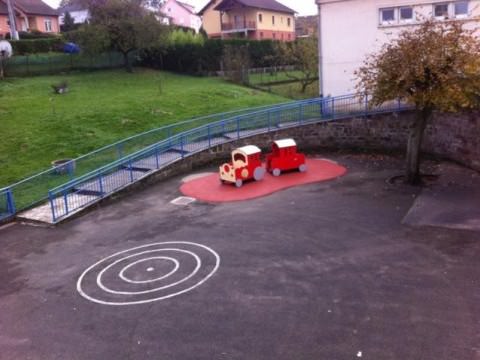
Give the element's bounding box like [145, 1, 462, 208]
[258, 13, 262, 23]
[379, 7, 396, 25]
[433, 2, 450, 19]
[399, 6, 414, 23]
[272, 15, 275, 25]
[454, 1, 469, 18]
[44, 18, 52, 32]
[287, 17, 291, 27]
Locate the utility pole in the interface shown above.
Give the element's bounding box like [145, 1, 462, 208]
[6, 0, 19, 40]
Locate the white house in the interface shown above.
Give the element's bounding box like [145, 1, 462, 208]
[58, 3, 89, 25]
[316, 0, 480, 97]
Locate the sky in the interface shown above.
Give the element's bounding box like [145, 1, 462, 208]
[43, 0, 318, 16]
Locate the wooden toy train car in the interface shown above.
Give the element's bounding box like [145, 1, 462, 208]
[219, 145, 266, 187]
[266, 139, 307, 176]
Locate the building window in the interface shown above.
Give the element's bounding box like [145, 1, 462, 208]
[399, 6, 413, 22]
[380, 8, 396, 24]
[281, 17, 283, 23]
[258, 13, 262, 22]
[44, 18, 52, 32]
[272, 15, 275, 25]
[287, 17, 291, 26]
[454, 1, 469, 18]
[434, 3, 449, 19]
[272, 32, 276, 39]
[260, 31, 263, 38]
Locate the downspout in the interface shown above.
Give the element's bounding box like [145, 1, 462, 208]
[317, 1, 323, 97]
[6, 0, 19, 40]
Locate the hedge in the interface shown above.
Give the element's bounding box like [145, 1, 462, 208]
[11, 38, 64, 55]
[140, 39, 284, 75]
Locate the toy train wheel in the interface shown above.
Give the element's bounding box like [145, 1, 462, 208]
[235, 179, 243, 188]
[299, 164, 307, 172]
[272, 168, 281, 177]
[253, 167, 265, 181]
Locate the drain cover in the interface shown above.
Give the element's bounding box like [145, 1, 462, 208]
[170, 196, 196, 206]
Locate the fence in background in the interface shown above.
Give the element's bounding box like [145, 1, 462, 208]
[45, 94, 412, 222]
[4, 52, 134, 77]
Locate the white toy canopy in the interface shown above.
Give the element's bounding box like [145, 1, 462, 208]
[235, 145, 261, 156]
[273, 138, 296, 148]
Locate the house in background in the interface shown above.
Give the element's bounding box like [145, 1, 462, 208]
[316, 0, 479, 97]
[58, 3, 90, 26]
[295, 15, 316, 38]
[199, 0, 296, 41]
[160, 0, 201, 32]
[0, 0, 59, 37]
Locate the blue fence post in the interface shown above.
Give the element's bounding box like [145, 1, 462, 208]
[397, 98, 401, 112]
[116, 143, 123, 159]
[6, 188, 16, 215]
[155, 145, 160, 169]
[276, 110, 281, 127]
[365, 96, 369, 117]
[128, 158, 134, 182]
[98, 172, 104, 197]
[167, 127, 172, 148]
[236, 117, 240, 139]
[332, 98, 335, 119]
[180, 136, 184, 159]
[207, 125, 211, 148]
[48, 191, 56, 223]
[62, 186, 69, 216]
[299, 104, 303, 124]
[267, 110, 271, 131]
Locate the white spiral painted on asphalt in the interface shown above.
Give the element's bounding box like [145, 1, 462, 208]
[76, 242, 220, 306]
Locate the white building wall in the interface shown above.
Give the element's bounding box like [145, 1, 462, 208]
[317, 0, 480, 97]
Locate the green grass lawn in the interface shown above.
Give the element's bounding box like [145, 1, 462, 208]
[0, 68, 288, 188]
[259, 80, 320, 100]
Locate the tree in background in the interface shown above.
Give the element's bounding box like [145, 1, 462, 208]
[62, 11, 76, 32]
[72, 0, 166, 72]
[283, 37, 318, 93]
[223, 44, 250, 85]
[356, 20, 480, 184]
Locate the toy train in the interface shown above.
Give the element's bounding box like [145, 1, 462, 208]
[219, 139, 307, 187]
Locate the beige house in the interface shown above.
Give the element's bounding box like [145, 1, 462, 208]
[198, 0, 295, 41]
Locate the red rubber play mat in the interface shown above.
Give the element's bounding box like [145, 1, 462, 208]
[180, 158, 347, 203]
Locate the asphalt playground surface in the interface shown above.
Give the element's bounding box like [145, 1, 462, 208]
[0, 153, 479, 360]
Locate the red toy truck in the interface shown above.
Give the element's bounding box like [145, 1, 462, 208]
[266, 138, 307, 176]
[219, 145, 266, 187]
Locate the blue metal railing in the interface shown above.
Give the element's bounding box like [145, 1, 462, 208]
[45, 94, 413, 222]
[2, 98, 316, 214]
[0, 189, 16, 221]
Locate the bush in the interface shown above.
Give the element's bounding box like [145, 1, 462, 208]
[6, 30, 58, 40]
[140, 39, 287, 75]
[11, 38, 64, 55]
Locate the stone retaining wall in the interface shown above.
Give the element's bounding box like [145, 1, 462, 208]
[135, 109, 479, 194]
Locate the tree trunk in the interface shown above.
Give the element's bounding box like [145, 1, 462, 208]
[405, 108, 431, 184]
[300, 81, 308, 93]
[123, 52, 133, 73]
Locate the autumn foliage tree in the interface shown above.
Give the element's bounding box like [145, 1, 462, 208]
[283, 37, 318, 93]
[356, 20, 480, 184]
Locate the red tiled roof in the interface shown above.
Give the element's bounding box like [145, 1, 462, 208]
[0, 0, 58, 16]
[215, 0, 294, 14]
[199, 0, 295, 15]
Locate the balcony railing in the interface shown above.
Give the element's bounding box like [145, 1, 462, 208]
[221, 20, 257, 31]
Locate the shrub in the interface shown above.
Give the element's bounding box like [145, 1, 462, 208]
[11, 38, 64, 55]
